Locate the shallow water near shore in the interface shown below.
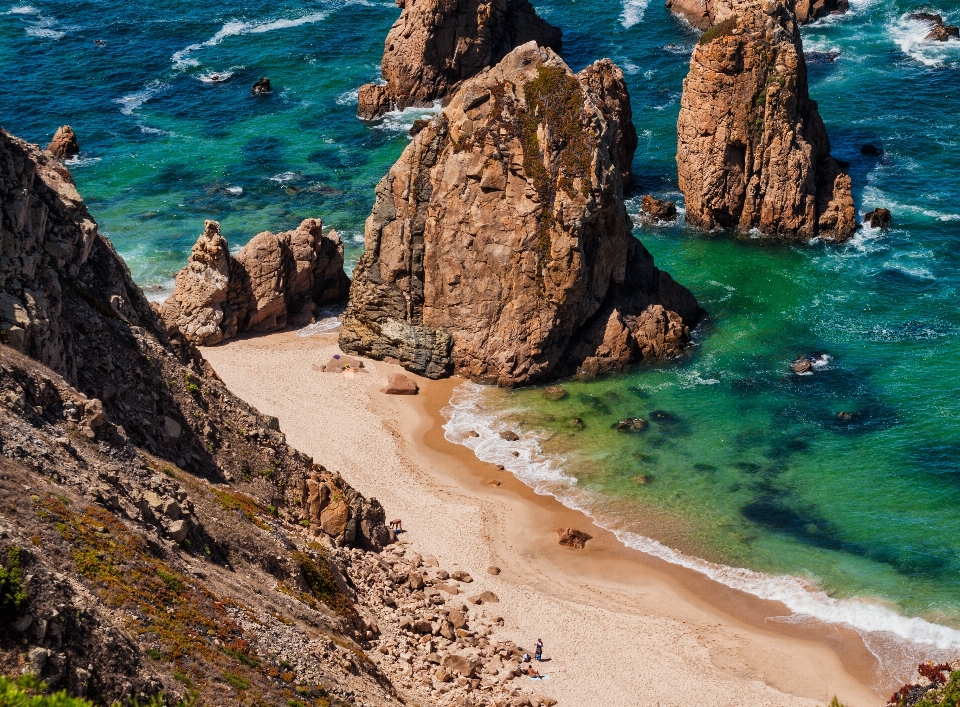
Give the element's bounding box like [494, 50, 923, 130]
[4, 0, 960, 685]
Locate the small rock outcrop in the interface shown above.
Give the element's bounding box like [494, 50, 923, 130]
[864, 208, 892, 229]
[252, 77, 271, 94]
[160, 219, 350, 346]
[341, 43, 704, 385]
[640, 195, 678, 221]
[676, 0, 856, 241]
[303, 469, 393, 550]
[356, 0, 562, 119]
[909, 12, 960, 41]
[47, 125, 79, 160]
[667, 0, 847, 27]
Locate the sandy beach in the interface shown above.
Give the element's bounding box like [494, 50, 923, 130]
[200, 330, 884, 707]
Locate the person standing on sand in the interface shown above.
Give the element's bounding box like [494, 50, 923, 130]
[535, 638, 543, 662]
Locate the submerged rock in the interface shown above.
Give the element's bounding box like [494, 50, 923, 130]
[341, 43, 704, 385]
[677, 0, 856, 241]
[543, 386, 568, 401]
[160, 218, 350, 346]
[861, 144, 882, 156]
[47, 125, 79, 160]
[616, 417, 649, 432]
[357, 0, 561, 119]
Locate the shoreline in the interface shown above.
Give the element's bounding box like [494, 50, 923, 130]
[201, 330, 884, 706]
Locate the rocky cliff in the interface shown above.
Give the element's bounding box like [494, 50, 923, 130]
[666, 0, 848, 28]
[159, 218, 350, 346]
[357, 0, 562, 119]
[675, 0, 856, 241]
[341, 43, 704, 385]
[578, 59, 638, 190]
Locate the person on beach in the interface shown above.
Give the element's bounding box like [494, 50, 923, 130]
[389, 518, 403, 532]
[523, 664, 543, 679]
[535, 638, 543, 661]
[521, 652, 530, 663]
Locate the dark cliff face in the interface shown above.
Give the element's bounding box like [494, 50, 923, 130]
[0, 128, 397, 705]
[357, 0, 562, 119]
[675, 0, 856, 241]
[341, 44, 704, 386]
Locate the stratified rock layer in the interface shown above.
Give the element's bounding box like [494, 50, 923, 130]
[160, 218, 350, 346]
[341, 43, 703, 385]
[676, 0, 855, 241]
[357, 0, 562, 119]
[666, 0, 847, 28]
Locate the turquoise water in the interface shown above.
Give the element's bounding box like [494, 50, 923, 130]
[5, 0, 960, 677]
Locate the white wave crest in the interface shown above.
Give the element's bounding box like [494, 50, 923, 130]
[170, 11, 333, 70]
[891, 12, 960, 68]
[5, 5, 38, 14]
[138, 124, 174, 137]
[620, 0, 649, 28]
[336, 88, 359, 106]
[63, 155, 102, 167]
[115, 80, 169, 116]
[371, 102, 443, 136]
[441, 382, 960, 665]
[198, 69, 234, 83]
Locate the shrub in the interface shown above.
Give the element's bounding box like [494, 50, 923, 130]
[699, 17, 738, 46]
[0, 547, 28, 622]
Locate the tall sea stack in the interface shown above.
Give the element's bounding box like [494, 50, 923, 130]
[676, 0, 856, 241]
[357, 0, 562, 119]
[341, 43, 704, 386]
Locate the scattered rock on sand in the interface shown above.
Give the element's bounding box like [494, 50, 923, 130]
[381, 373, 418, 395]
[865, 208, 892, 229]
[640, 195, 677, 221]
[557, 528, 592, 549]
[47, 125, 79, 160]
[499, 430, 520, 442]
[543, 386, 568, 401]
[487, 566, 501, 575]
[252, 77, 271, 94]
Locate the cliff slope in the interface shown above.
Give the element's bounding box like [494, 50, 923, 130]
[357, 0, 562, 119]
[342, 43, 703, 386]
[676, 0, 856, 241]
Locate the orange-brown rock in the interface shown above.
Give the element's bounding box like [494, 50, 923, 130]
[381, 373, 419, 395]
[47, 125, 79, 160]
[341, 43, 703, 385]
[676, 0, 856, 241]
[303, 469, 393, 549]
[557, 528, 591, 548]
[577, 59, 638, 189]
[160, 218, 350, 346]
[666, 0, 847, 28]
[356, 0, 561, 119]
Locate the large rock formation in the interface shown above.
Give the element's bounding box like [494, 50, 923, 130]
[159, 218, 350, 346]
[357, 0, 562, 119]
[666, 0, 847, 28]
[341, 43, 704, 385]
[676, 0, 856, 241]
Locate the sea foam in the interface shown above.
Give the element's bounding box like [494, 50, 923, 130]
[620, 0, 649, 28]
[441, 382, 960, 679]
[115, 80, 169, 116]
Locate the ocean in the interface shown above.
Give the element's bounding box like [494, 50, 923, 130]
[4, 0, 960, 684]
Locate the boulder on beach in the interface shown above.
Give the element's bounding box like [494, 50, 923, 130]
[557, 528, 592, 549]
[47, 125, 79, 160]
[381, 373, 419, 395]
[499, 430, 520, 442]
[323, 354, 363, 372]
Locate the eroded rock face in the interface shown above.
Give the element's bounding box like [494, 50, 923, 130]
[341, 43, 703, 385]
[160, 218, 350, 346]
[357, 0, 562, 119]
[578, 59, 638, 189]
[303, 469, 392, 550]
[47, 125, 79, 160]
[667, 0, 847, 28]
[676, 0, 856, 241]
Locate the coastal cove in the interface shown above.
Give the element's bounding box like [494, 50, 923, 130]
[5, 0, 960, 697]
[200, 330, 882, 705]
